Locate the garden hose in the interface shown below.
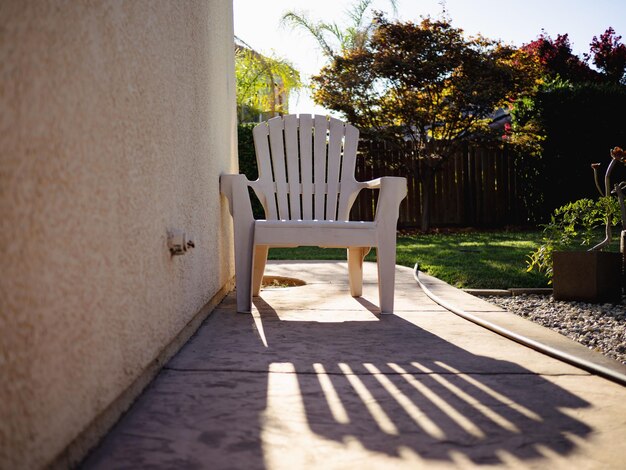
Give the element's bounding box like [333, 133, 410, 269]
[413, 264, 626, 387]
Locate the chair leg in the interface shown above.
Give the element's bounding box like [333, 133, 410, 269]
[376, 237, 397, 314]
[222, 173, 256, 314]
[348, 246, 370, 297]
[231, 213, 254, 313]
[234, 234, 253, 313]
[252, 245, 269, 296]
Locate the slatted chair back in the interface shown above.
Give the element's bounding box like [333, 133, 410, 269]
[252, 114, 360, 221]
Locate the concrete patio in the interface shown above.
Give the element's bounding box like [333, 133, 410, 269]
[81, 261, 626, 469]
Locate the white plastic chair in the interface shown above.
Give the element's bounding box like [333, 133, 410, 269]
[221, 114, 407, 314]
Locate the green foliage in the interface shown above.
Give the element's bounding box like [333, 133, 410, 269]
[237, 123, 264, 218]
[237, 123, 257, 179]
[536, 82, 626, 219]
[508, 77, 568, 157]
[509, 25, 626, 222]
[235, 45, 302, 123]
[281, 0, 398, 59]
[511, 28, 626, 222]
[313, 15, 536, 141]
[548, 198, 620, 245]
[526, 197, 622, 280]
[509, 80, 626, 222]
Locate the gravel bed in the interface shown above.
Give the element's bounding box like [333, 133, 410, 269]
[478, 294, 626, 364]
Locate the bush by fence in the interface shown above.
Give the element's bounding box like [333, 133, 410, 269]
[528, 83, 626, 221]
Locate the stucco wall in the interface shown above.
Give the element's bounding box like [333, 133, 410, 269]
[0, 1, 236, 468]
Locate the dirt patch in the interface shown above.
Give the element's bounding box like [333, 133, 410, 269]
[261, 276, 306, 289]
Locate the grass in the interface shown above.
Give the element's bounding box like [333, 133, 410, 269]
[267, 230, 551, 289]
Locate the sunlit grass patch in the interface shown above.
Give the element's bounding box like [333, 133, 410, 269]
[268, 230, 549, 289]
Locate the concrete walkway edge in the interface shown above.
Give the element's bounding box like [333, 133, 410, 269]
[416, 269, 626, 386]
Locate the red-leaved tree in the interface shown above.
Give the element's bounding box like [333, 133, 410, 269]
[522, 32, 599, 83]
[588, 27, 626, 84]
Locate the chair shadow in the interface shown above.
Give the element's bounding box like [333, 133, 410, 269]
[252, 296, 592, 465]
[79, 292, 593, 469]
[353, 296, 382, 314]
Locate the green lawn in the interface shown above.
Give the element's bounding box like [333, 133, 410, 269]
[268, 230, 550, 289]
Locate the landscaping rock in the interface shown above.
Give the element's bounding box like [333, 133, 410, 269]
[479, 294, 626, 364]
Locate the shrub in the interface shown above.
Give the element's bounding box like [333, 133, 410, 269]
[526, 197, 621, 280]
[533, 82, 626, 220]
[237, 123, 265, 219]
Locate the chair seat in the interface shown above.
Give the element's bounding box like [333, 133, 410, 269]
[256, 219, 376, 229]
[255, 219, 377, 247]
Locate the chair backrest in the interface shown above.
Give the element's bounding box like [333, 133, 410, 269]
[252, 114, 360, 221]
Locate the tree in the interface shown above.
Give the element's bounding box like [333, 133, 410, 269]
[588, 27, 626, 84]
[281, 0, 397, 60]
[521, 32, 600, 84]
[311, 15, 536, 230]
[509, 28, 626, 222]
[235, 39, 302, 123]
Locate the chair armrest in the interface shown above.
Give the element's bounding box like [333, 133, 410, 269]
[374, 177, 408, 224]
[220, 173, 253, 219]
[357, 178, 383, 190]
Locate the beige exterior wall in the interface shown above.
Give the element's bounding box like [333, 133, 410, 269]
[0, 1, 236, 468]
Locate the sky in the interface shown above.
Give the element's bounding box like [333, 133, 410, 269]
[233, 0, 626, 115]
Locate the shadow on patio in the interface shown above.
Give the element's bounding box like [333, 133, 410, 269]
[82, 275, 593, 469]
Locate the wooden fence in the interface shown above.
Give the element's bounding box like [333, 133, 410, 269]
[351, 141, 528, 228]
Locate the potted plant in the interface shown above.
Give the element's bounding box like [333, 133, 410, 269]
[527, 147, 625, 302]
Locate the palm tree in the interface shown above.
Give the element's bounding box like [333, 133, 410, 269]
[281, 0, 398, 60]
[235, 37, 302, 122]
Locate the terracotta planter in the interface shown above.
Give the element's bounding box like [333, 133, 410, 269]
[552, 250, 622, 303]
